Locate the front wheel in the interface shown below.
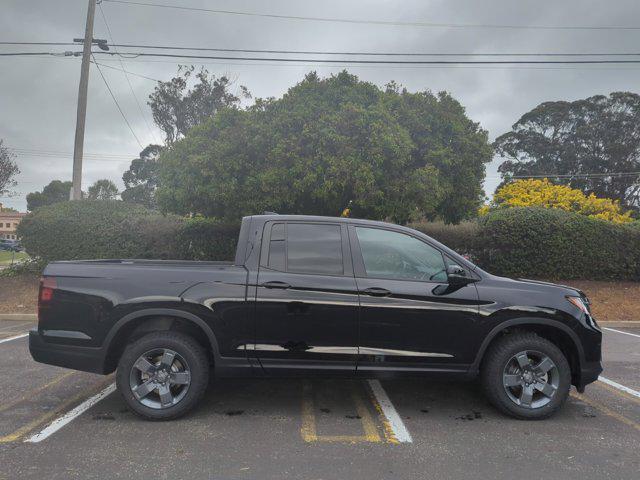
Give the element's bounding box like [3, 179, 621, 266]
[481, 332, 571, 420]
[116, 331, 210, 420]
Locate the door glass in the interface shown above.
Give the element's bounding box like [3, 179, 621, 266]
[287, 223, 343, 275]
[355, 227, 447, 282]
[267, 223, 286, 270]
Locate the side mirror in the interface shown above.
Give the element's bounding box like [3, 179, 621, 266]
[446, 264, 475, 287]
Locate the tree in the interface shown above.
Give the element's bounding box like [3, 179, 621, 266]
[121, 144, 163, 208]
[26, 180, 72, 211]
[148, 66, 250, 144]
[0, 140, 19, 195]
[482, 178, 633, 223]
[494, 92, 640, 209]
[157, 71, 492, 224]
[87, 179, 119, 200]
[383, 83, 492, 223]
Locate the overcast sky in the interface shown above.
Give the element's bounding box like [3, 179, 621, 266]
[2, 0, 640, 211]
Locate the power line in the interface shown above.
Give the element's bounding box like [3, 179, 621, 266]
[6, 49, 640, 68]
[0, 41, 75, 46]
[9, 149, 135, 163]
[107, 43, 640, 57]
[90, 60, 161, 81]
[9, 146, 135, 159]
[91, 53, 144, 149]
[93, 57, 640, 71]
[102, 0, 640, 31]
[98, 3, 160, 143]
[94, 51, 640, 65]
[510, 172, 640, 179]
[5, 40, 640, 57]
[0, 52, 67, 56]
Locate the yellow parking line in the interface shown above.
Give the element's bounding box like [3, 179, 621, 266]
[367, 384, 399, 444]
[0, 379, 111, 443]
[597, 380, 640, 406]
[0, 371, 75, 414]
[300, 380, 381, 443]
[571, 392, 640, 433]
[300, 381, 317, 442]
[351, 384, 381, 442]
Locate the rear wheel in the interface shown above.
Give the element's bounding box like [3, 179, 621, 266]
[116, 331, 209, 420]
[481, 332, 571, 419]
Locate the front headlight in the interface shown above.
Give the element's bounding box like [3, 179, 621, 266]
[566, 295, 598, 328]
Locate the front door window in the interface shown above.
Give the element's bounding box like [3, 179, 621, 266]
[355, 227, 447, 282]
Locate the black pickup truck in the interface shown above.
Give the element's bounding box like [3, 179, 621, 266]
[30, 214, 602, 420]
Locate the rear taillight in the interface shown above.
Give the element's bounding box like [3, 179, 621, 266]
[39, 277, 57, 304]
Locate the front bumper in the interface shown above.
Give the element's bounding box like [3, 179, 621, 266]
[577, 360, 603, 392]
[29, 329, 107, 374]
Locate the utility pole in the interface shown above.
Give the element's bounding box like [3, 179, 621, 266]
[71, 0, 97, 201]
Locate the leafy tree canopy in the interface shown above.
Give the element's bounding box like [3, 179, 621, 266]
[494, 92, 640, 209]
[26, 180, 72, 211]
[148, 66, 250, 145]
[87, 179, 119, 200]
[157, 71, 492, 224]
[481, 178, 633, 223]
[0, 140, 19, 195]
[121, 144, 163, 208]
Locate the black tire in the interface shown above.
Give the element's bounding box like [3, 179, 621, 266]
[116, 331, 210, 420]
[481, 332, 571, 420]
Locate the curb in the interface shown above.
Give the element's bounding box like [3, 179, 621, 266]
[0, 314, 638, 328]
[598, 321, 640, 328]
[0, 313, 37, 321]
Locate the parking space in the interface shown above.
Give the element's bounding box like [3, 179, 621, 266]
[0, 318, 34, 342]
[0, 323, 638, 479]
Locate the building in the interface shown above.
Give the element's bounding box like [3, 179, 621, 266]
[0, 203, 26, 240]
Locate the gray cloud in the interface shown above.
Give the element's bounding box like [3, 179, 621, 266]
[2, 0, 640, 211]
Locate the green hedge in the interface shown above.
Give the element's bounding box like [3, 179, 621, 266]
[16, 201, 640, 280]
[475, 207, 640, 280]
[176, 218, 240, 261]
[17, 201, 183, 262]
[408, 220, 479, 257]
[17, 201, 240, 263]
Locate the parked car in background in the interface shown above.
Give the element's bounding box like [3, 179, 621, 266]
[29, 214, 602, 421]
[0, 239, 23, 252]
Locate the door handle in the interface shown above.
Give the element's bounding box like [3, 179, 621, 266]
[261, 281, 291, 289]
[362, 287, 392, 297]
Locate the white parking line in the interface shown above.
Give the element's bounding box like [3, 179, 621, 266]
[0, 333, 28, 344]
[25, 383, 116, 443]
[0, 321, 32, 332]
[367, 379, 412, 443]
[598, 376, 640, 400]
[603, 327, 640, 339]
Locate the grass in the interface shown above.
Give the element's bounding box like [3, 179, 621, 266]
[0, 251, 29, 265]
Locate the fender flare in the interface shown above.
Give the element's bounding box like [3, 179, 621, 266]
[103, 308, 221, 360]
[470, 317, 585, 374]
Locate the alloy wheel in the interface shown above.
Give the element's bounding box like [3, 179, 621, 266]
[502, 350, 559, 409]
[129, 348, 191, 409]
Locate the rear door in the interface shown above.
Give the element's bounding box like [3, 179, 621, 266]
[254, 221, 359, 373]
[349, 225, 481, 373]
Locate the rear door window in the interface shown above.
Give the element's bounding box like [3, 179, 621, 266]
[264, 222, 344, 275]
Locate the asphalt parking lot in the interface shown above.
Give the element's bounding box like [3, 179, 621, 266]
[0, 319, 638, 480]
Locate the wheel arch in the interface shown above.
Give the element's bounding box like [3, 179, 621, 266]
[471, 317, 585, 385]
[102, 308, 220, 374]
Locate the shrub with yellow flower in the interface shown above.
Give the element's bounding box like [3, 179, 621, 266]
[481, 178, 633, 224]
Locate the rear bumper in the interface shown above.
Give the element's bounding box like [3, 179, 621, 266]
[29, 329, 107, 374]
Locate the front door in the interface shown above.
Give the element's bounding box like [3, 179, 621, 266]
[254, 221, 359, 374]
[349, 225, 481, 374]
